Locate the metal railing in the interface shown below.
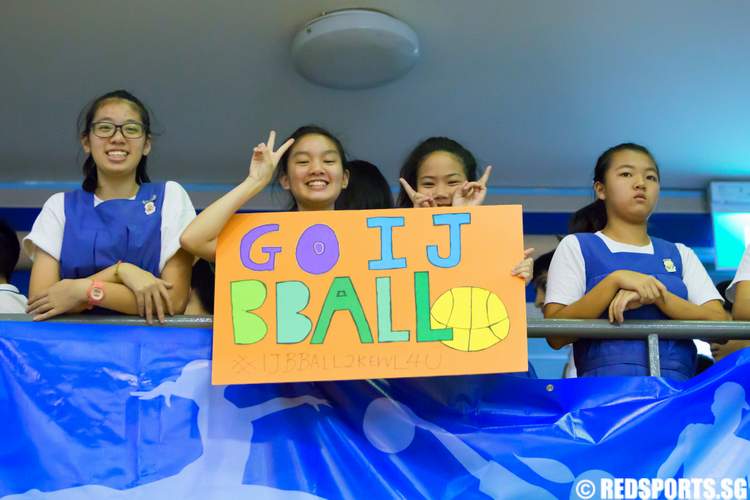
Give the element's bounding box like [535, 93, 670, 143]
[3, 315, 749, 376]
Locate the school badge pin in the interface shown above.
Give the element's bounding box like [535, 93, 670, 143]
[143, 195, 157, 216]
[663, 258, 676, 272]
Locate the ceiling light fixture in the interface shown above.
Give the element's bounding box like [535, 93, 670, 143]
[291, 9, 420, 90]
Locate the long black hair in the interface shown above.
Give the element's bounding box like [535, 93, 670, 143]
[396, 137, 478, 208]
[335, 160, 394, 210]
[78, 90, 152, 193]
[274, 125, 347, 210]
[568, 143, 659, 233]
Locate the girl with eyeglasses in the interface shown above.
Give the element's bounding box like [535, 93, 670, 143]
[180, 125, 349, 261]
[24, 90, 195, 323]
[544, 143, 727, 380]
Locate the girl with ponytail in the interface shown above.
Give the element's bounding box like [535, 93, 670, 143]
[24, 90, 195, 324]
[544, 143, 727, 380]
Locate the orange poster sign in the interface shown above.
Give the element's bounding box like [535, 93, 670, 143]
[212, 206, 528, 384]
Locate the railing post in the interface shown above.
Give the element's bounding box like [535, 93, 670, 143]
[647, 333, 661, 377]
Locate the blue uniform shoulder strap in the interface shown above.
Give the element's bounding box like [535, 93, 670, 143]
[573, 232, 607, 267]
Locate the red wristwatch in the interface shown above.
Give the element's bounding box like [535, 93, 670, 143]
[87, 280, 106, 309]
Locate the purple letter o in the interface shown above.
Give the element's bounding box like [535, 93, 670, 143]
[296, 224, 339, 275]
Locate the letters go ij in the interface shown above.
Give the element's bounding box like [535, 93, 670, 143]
[231, 213, 470, 345]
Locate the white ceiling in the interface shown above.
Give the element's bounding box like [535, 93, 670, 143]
[2, 0, 750, 190]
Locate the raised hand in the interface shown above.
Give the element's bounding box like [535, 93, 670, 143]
[247, 130, 295, 185]
[117, 263, 174, 325]
[511, 247, 535, 285]
[26, 279, 89, 321]
[608, 289, 644, 324]
[452, 165, 492, 207]
[399, 177, 436, 208]
[614, 270, 668, 304]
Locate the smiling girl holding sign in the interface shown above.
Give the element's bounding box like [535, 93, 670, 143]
[180, 126, 349, 261]
[395, 137, 536, 379]
[396, 137, 534, 284]
[544, 143, 727, 380]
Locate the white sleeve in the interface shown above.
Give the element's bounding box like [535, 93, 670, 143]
[159, 181, 196, 273]
[726, 244, 750, 303]
[544, 235, 587, 306]
[22, 193, 66, 261]
[676, 243, 722, 305]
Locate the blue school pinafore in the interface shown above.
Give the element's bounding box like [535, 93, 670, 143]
[574, 233, 696, 381]
[59, 183, 165, 280]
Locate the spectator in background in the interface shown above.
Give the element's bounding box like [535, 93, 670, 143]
[532, 249, 579, 378]
[532, 250, 554, 310]
[185, 259, 214, 315]
[0, 219, 27, 313]
[335, 160, 394, 210]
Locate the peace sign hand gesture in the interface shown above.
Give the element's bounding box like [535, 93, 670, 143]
[247, 130, 295, 186]
[453, 166, 492, 207]
[399, 178, 436, 208]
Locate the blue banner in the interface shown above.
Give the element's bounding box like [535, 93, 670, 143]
[1, 321, 749, 499]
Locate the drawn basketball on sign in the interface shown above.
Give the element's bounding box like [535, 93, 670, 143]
[430, 287, 510, 352]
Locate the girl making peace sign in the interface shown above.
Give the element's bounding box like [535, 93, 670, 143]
[180, 126, 349, 261]
[396, 137, 534, 284]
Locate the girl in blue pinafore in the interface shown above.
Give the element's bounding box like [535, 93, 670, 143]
[24, 90, 195, 324]
[544, 143, 727, 381]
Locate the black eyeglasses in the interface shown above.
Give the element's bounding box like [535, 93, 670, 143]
[91, 121, 146, 139]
